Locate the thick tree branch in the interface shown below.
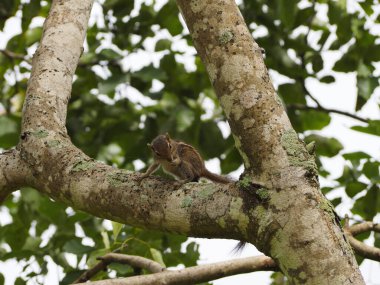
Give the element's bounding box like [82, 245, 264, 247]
[0, 149, 32, 202]
[76, 255, 277, 285]
[12, 0, 258, 244]
[73, 253, 166, 283]
[176, 0, 364, 283]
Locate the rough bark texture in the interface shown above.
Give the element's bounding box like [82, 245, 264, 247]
[0, 149, 31, 202]
[0, 0, 366, 284]
[176, 0, 364, 284]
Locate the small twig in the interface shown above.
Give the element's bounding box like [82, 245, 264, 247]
[288, 104, 369, 123]
[72, 253, 165, 284]
[0, 49, 28, 61]
[98, 253, 165, 273]
[72, 259, 108, 284]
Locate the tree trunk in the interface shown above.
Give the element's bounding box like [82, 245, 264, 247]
[176, 0, 364, 284]
[0, 0, 365, 284]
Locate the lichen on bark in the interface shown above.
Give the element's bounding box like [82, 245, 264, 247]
[281, 129, 317, 174]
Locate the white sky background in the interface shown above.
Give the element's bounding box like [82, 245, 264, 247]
[0, 0, 380, 284]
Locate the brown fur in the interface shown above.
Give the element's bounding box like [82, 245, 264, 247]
[140, 133, 231, 184]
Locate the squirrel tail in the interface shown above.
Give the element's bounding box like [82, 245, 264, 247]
[202, 169, 232, 184]
[231, 241, 247, 254]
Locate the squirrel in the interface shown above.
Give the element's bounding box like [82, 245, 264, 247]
[140, 133, 231, 184]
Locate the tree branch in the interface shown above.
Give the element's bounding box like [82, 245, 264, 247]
[288, 104, 369, 123]
[342, 220, 380, 262]
[347, 235, 380, 262]
[0, 149, 32, 203]
[75, 255, 277, 285]
[348, 222, 380, 236]
[0, 49, 29, 61]
[75, 219, 380, 284]
[176, 0, 364, 283]
[73, 253, 166, 283]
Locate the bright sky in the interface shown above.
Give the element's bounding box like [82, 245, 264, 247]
[0, 0, 379, 284]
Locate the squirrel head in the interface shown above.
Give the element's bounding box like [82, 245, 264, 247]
[149, 133, 174, 161]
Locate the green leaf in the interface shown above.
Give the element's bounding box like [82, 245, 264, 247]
[359, 0, 374, 16]
[351, 120, 380, 136]
[333, 49, 357, 72]
[278, 82, 306, 104]
[346, 181, 367, 198]
[351, 185, 380, 220]
[299, 110, 331, 130]
[133, 65, 167, 82]
[221, 147, 242, 173]
[37, 195, 67, 224]
[362, 161, 380, 181]
[101, 231, 110, 249]
[330, 197, 342, 207]
[311, 54, 324, 72]
[15, 278, 26, 285]
[375, 232, 380, 249]
[112, 222, 123, 241]
[0, 0, 20, 30]
[99, 49, 122, 60]
[0, 273, 4, 285]
[0, 115, 18, 136]
[21, 1, 41, 31]
[60, 271, 84, 285]
[337, 165, 355, 184]
[25, 27, 42, 46]
[357, 61, 373, 77]
[22, 236, 42, 251]
[356, 76, 378, 110]
[157, 1, 183, 36]
[320, 75, 335, 84]
[109, 262, 133, 275]
[63, 239, 93, 255]
[98, 73, 129, 95]
[155, 39, 172, 51]
[176, 108, 195, 132]
[3, 222, 28, 251]
[304, 134, 343, 157]
[278, 0, 297, 29]
[87, 248, 109, 268]
[103, 0, 134, 17]
[6, 34, 26, 54]
[199, 122, 226, 159]
[343, 151, 371, 162]
[150, 248, 166, 267]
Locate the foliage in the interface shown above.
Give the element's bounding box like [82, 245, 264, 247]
[0, 0, 379, 284]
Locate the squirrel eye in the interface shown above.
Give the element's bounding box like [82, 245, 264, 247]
[169, 144, 172, 149]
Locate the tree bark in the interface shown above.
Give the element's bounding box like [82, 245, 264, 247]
[176, 0, 364, 284]
[75, 255, 276, 285]
[0, 0, 365, 284]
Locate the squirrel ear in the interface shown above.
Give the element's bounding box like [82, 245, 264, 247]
[165, 133, 170, 140]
